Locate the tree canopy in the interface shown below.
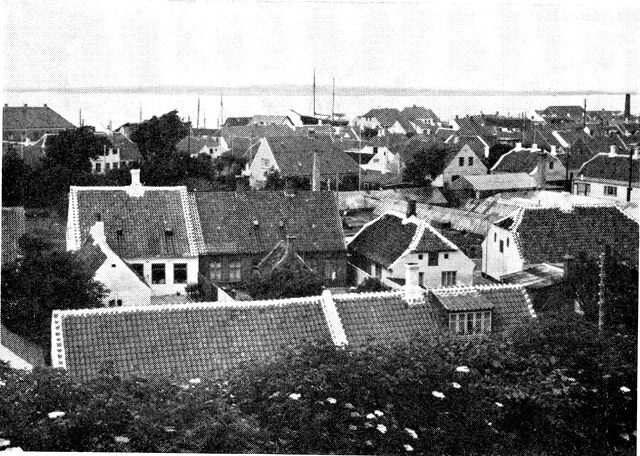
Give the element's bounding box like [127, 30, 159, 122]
[2, 151, 29, 207]
[44, 126, 111, 174]
[402, 140, 455, 185]
[130, 110, 189, 158]
[245, 256, 324, 300]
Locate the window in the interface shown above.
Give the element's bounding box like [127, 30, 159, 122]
[448, 311, 491, 335]
[506, 238, 509, 247]
[373, 146, 378, 153]
[468, 157, 474, 166]
[106, 163, 111, 171]
[418, 254, 424, 260]
[451, 175, 460, 182]
[95, 163, 102, 172]
[494, 233, 497, 242]
[151, 263, 166, 284]
[173, 263, 188, 284]
[108, 299, 123, 308]
[428, 252, 439, 266]
[444, 253, 449, 259]
[419, 272, 425, 287]
[374, 263, 382, 279]
[459, 157, 465, 166]
[441, 271, 457, 286]
[575, 182, 591, 196]
[131, 263, 144, 278]
[112, 148, 118, 155]
[262, 158, 270, 167]
[499, 240, 504, 253]
[113, 162, 119, 170]
[604, 185, 618, 196]
[549, 161, 554, 170]
[324, 261, 335, 280]
[209, 261, 222, 281]
[229, 261, 242, 282]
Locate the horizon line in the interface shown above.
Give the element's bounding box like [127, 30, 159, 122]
[4, 85, 637, 97]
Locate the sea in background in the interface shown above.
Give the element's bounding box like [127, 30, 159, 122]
[2, 87, 635, 131]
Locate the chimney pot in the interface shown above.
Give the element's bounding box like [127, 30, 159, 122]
[130, 168, 141, 186]
[515, 142, 523, 151]
[43, 104, 47, 107]
[609, 145, 617, 156]
[550, 145, 557, 155]
[23, 104, 27, 107]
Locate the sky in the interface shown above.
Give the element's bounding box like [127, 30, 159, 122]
[2, 0, 639, 93]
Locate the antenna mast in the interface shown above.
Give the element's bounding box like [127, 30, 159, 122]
[197, 97, 201, 129]
[332, 77, 335, 123]
[313, 68, 316, 116]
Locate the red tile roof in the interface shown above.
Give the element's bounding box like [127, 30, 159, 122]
[191, 190, 346, 255]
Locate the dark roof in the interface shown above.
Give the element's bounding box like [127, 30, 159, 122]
[191, 191, 346, 255]
[333, 292, 439, 346]
[56, 298, 333, 382]
[257, 240, 313, 274]
[191, 128, 221, 137]
[2, 139, 47, 166]
[348, 213, 456, 268]
[577, 153, 639, 184]
[294, 125, 335, 137]
[1, 207, 25, 265]
[449, 173, 538, 192]
[360, 170, 403, 188]
[267, 136, 360, 178]
[539, 106, 586, 121]
[361, 108, 403, 127]
[222, 117, 251, 127]
[3, 105, 75, 131]
[509, 206, 639, 266]
[108, 132, 142, 161]
[175, 135, 225, 155]
[70, 187, 196, 258]
[491, 149, 552, 174]
[500, 264, 565, 290]
[401, 106, 440, 122]
[75, 236, 108, 276]
[430, 288, 494, 311]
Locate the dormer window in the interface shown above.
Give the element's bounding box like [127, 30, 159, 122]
[449, 311, 491, 335]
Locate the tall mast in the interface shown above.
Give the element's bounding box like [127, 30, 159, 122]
[197, 97, 201, 129]
[583, 98, 587, 129]
[220, 94, 224, 128]
[332, 77, 335, 123]
[313, 68, 316, 115]
[139, 105, 142, 123]
[79, 107, 82, 127]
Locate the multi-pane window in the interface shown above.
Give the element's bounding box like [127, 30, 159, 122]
[468, 157, 474, 166]
[209, 261, 222, 281]
[262, 158, 270, 167]
[130, 263, 144, 278]
[549, 161, 554, 169]
[419, 272, 425, 287]
[108, 299, 123, 307]
[374, 263, 382, 279]
[575, 182, 590, 196]
[441, 271, 456, 286]
[229, 261, 242, 282]
[448, 311, 491, 335]
[499, 240, 504, 253]
[173, 263, 188, 284]
[604, 185, 617, 196]
[324, 261, 335, 280]
[151, 263, 166, 284]
[428, 252, 439, 266]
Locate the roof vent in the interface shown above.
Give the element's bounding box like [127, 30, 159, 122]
[253, 219, 260, 228]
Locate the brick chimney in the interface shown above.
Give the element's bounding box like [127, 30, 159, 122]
[624, 94, 631, 119]
[403, 263, 422, 302]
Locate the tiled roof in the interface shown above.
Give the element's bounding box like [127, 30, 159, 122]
[577, 153, 639, 184]
[332, 291, 439, 346]
[294, 125, 335, 137]
[360, 170, 402, 188]
[108, 132, 142, 161]
[430, 288, 494, 311]
[175, 135, 224, 155]
[500, 264, 565, 290]
[491, 149, 550, 174]
[3, 105, 75, 131]
[54, 298, 333, 382]
[191, 191, 346, 255]
[449, 173, 538, 192]
[1, 207, 25, 265]
[266, 136, 360, 178]
[348, 212, 456, 268]
[222, 117, 251, 127]
[361, 108, 403, 127]
[506, 206, 639, 266]
[75, 235, 108, 276]
[401, 106, 440, 122]
[191, 128, 221, 137]
[69, 186, 198, 258]
[539, 106, 586, 121]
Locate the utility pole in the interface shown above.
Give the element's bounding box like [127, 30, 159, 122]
[565, 145, 571, 192]
[627, 146, 635, 202]
[196, 97, 201, 129]
[220, 94, 224, 128]
[187, 116, 191, 156]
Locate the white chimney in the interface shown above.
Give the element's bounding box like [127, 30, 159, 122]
[127, 169, 145, 197]
[403, 263, 423, 302]
[609, 145, 617, 157]
[550, 145, 557, 155]
[558, 191, 572, 212]
[531, 143, 539, 151]
[90, 220, 106, 244]
[633, 147, 639, 160]
[484, 145, 490, 159]
[515, 142, 523, 151]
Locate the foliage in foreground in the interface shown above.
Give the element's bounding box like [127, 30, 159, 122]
[0, 313, 636, 455]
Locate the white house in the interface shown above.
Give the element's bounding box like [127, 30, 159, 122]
[76, 220, 152, 307]
[432, 143, 489, 187]
[348, 203, 476, 288]
[481, 205, 639, 280]
[90, 132, 143, 174]
[67, 169, 201, 296]
[573, 147, 640, 202]
[360, 144, 400, 174]
[491, 143, 567, 187]
[175, 135, 230, 159]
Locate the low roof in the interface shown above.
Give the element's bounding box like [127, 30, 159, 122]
[449, 173, 538, 192]
[577, 153, 639, 184]
[500, 264, 565, 289]
[348, 212, 457, 268]
[176, 135, 224, 155]
[3, 105, 75, 131]
[401, 106, 440, 122]
[191, 190, 346, 255]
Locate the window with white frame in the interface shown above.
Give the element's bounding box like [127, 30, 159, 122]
[441, 271, 456, 286]
[604, 185, 617, 196]
[448, 311, 491, 335]
[229, 261, 242, 282]
[575, 182, 590, 196]
[173, 263, 188, 284]
[151, 264, 166, 284]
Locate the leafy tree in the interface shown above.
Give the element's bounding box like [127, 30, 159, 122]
[1, 234, 107, 352]
[402, 141, 455, 185]
[130, 110, 189, 158]
[487, 143, 512, 169]
[245, 258, 324, 300]
[44, 126, 111, 174]
[263, 169, 310, 191]
[354, 277, 392, 293]
[361, 127, 379, 140]
[2, 150, 29, 206]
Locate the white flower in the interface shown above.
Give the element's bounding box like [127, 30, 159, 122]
[495, 402, 504, 408]
[164, 426, 176, 433]
[326, 397, 337, 404]
[377, 424, 387, 434]
[289, 393, 301, 400]
[621, 433, 630, 441]
[432, 391, 445, 399]
[487, 422, 492, 426]
[348, 424, 357, 431]
[620, 386, 631, 393]
[189, 378, 201, 384]
[451, 382, 461, 389]
[455, 366, 470, 373]
[405, 428, 418, 439]
[48, 411, 65, 419]
[404, 444, 414, 452]
[0, 439, 11, 447]
[179, 384, 190, 390]
[114, 436, 130, 444]
[374, 409, 384, 417]
[366, 413, 376, 419]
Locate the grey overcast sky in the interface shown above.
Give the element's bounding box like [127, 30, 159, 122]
[2, 0, 639, 93]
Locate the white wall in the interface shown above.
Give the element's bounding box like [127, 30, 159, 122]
[361, 146, 399, 173]
[94, 255, 152, 307]
[125, 257, 199, 296]
[388, 120, 406, 135]
[482, 225, 524, 279]
[90, 148, 121, 173]
[384, 250, 475, 288]
[441, 145, 488, 185]
[249, 138, 278, 188]
[573, 180, 640, 202]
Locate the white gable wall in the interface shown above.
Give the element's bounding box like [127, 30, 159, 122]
[441, 145, 488, 185]
[249, 138, 279, 188]
[124, 257, 199, 296]
[482, 225, 524, 279]
[94, 254, 152, 306]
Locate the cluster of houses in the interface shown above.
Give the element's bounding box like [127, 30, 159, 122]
[2, 97, 639, 381]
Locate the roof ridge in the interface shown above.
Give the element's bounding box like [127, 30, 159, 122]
[332, 290, 404, 301]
